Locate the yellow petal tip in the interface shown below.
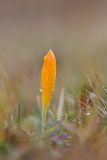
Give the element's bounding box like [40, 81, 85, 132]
[44, 49, 55, 61]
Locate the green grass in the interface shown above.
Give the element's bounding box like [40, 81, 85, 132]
[0, 68, 107, 160]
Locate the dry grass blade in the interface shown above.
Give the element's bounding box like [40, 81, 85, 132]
[57, 88, 65, 121]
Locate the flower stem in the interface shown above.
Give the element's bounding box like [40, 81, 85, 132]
[41, 106, 48, 133]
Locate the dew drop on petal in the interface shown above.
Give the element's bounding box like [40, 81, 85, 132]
[39, 89, 42, 92]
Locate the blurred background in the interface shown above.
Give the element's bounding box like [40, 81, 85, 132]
[0, 0, 107, 95]
[1, 1, 107, 159]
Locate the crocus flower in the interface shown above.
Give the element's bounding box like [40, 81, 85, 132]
[41, 49, 56, 131]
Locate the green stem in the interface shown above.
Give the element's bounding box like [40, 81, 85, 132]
[41, 106, 48, 133]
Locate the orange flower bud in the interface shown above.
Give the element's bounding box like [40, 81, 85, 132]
[41, 49, 56, 131]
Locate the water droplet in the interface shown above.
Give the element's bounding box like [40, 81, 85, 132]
[86, 112, 91, 116]
[39, 89, 42, 92]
